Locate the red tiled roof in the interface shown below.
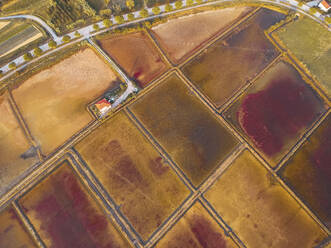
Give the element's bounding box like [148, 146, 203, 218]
[321, 0, 330, 8]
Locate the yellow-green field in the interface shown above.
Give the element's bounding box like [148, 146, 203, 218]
[275, 17, 331, 98]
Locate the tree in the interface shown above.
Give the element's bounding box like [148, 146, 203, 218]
[297, 1, 303, 7]
[23, 52, 33, 61]
[34, 47, 43, 57]
[115, 15, 124, 24]
[186, 0, 194, 5]
[100, 9, 112, 17]
[126, 0, 135, 10]
[140, 9, 149, 18]
[8, 62, 16, 70]
[74, 31, 81, 37]
[62, 35, 71, 42]
[48, 40, 57, 49]
[0, 70, 3, 76]
[144, 21, 152, 28]
[196, 0, 203, 4]
[103, 19, 112, 27]
[152, 6, 161, 14]
[309, 7, 317, 14]
[325, 16, 331, 24]
[93, 23, 100, 31]
[127, 13, 135, 21]
[165, 3, 172, 12]
[175, 0, 182, 9]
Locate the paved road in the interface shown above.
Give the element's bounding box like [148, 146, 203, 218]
[0, 0, 329, 81]
[87, 38, 139, 113]
[0, 14, 59, 40]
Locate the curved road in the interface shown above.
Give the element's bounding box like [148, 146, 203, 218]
[0, 14, 59, 40]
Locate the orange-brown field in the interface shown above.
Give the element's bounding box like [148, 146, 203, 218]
[280, 113, 331, 228]
[204, 150, 327, 248]
[0, 92, 38, 196]
[155, 202, 238, 248]
[19, 161, 130, 248]
[182, 8, 283, 108]
[129, 73, 239, 187]
[151, 6, 253, 64]
[0, 206, 36, 247]
[97, 32, 168, 88]
[225, 60, 326, 166]
[75, 111, 190, 241]
[12, 48, 118, 156]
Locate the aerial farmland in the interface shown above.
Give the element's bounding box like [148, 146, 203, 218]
[0, 1, 330, 248]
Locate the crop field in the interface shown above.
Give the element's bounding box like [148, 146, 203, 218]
[155, 201, 238, 248]
[224, 60, 326, 166]
[0, 92, 39, 196]
[280, 113, 331, 229]
[12, 48, 118, 156]
[75, 111, 190, 241]
[151, 6, 253, 64]
[204, 150, 328, 248]
[97, 32, 168, 88]
[0, 206, 36, 247]
[0, 24, 43, 58]
[274, 17, 331, 98]
[0, 0, 96, 33]
[18, 160, 131, 247]
[129, 73, 239, 187]
[182, 8, 283, 108]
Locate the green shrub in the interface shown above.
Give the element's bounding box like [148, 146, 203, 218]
[103, 19, 113, 27]
[325, 16, 331, 24]
[196, 0, 203, 4]
[8, 62, 16, 70]
[175, 0, 183, 9]
[115, 15, 124, 24]
[186, 0, 194, 5]
[62, 35, 71, 42]
[48, 40, 57, 49]
[34, 47, 43, 57]
[165, 3, 172, 11]
[74, 31, 81, 37]
[93, 23, 100, 31]
[140, 9, 149, 18]
[23, 52, 33, 61]
[127, 13, 135, 21]
[152, 6, 161, 14]
[297, 1, 303, 7]
[309, 7, 317, 14]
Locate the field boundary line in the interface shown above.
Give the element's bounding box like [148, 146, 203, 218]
[68, 151, 143, 248]
[12, 201, 46, 248]
[275, 109, 330, 172]
[178, 7, 261, 68]
[6, 89, 43, 160]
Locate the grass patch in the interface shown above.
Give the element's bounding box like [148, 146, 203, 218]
[275, 17, 331, 97]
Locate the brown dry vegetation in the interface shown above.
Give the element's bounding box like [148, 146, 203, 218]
[155, 202, 238, 248]
[19, 161, 130, 248]
[182, 8, 283, 108]
[12, 48, 118, 155]
[130, 73, 238, 187]
[0, 207, 37, 248]
[0, 92, 38, 196]
[151, 6, 254, 64]
[225, 61, 326, 166]
[280, 113, 331, 228]
[98, 32, 168, 88]
[204, 150, 327, 248]
[75, 111, 190, 241]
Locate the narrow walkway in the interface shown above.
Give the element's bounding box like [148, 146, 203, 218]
[87, 38, 138, 112]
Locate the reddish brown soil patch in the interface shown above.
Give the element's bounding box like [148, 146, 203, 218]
[19, 161, 130, 248]
[98, 32, 168, 88]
